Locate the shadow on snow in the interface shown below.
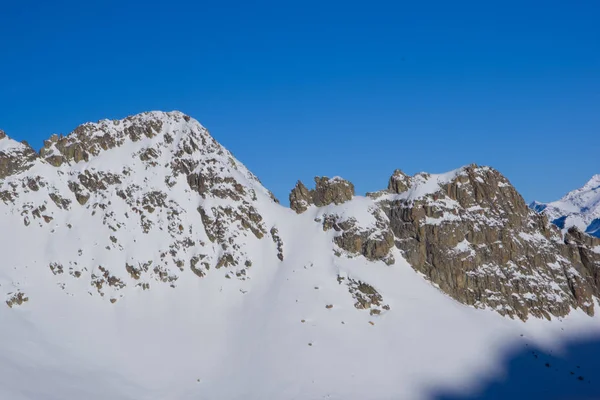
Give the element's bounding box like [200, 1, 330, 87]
[430, 333, 600, 400]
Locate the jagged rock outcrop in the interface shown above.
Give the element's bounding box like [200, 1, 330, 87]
[387, 169, 410, 194]
[38, 115, 164, 166]
[290, 176, 394, 263]
[0, 131, 39, 180]
[289, 176, 354, 213]
[372, 164, 600, 320]
[334, 225, 395, 264]
[312, 177, 354, 206]
[564, 227, 600, 299]
[289, 180, 312, 213]
[5, 291, 28, 308]
[338, 274, 391, 316]
[317, 207, 395, 265]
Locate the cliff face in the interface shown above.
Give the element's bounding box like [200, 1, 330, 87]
[376, 165, 599, 320]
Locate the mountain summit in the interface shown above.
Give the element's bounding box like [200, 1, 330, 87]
[1, 111, 599, 399]
[531, 175, 600, 238]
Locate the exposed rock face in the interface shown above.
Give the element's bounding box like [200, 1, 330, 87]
[334, 225, 394, 264]
[387, 169, 410, 194]
[0, 132, 39, 179]
[312, 177, 354, 207]
[338, 275, 391, 316]
[564, 227, 600, 299]
[290, 176, 394, 263]
[372, 165, 600, 320]
[39, 115, 164, 166]
[318, 207, 395, 265]
[5, 291, 28, 308]
[289, 181, 312, 213]
[289, 176, 354, 213]
[270, 227, 284, 261]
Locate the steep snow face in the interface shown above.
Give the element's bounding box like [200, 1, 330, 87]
[531, 175, 600, 238]
[1, 114, 600, 400]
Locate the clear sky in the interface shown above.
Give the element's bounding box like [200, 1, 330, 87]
[1, 0, 598, 203]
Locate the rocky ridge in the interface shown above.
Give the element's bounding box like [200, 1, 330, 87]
[291, 165, 600, 320]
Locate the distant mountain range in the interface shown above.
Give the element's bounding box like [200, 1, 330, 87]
[531, 175, 600, 238]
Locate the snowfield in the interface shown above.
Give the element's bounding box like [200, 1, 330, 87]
[0, 111, 599, 400]
[2, 230, 600, 400]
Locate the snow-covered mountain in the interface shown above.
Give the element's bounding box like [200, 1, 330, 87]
[531, 175, 600, 238]
[1, 111, 600, 400]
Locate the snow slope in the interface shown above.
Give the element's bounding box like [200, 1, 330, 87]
[531, 175, 600, 237]
[0, 111, 599, 399]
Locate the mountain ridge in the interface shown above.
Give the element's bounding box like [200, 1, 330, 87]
[1, 110, 599, 319]
[531, 174, 600, 238]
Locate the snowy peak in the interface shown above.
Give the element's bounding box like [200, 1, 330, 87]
[40, 111, 209, 165]
[531, 174, 600, 238]
[582, 174, 600, 191]
[33, 110, 275, 202]
[529, 200, 547, 213]
[0, 111, 283, 309]
[560, 174, 600, 210]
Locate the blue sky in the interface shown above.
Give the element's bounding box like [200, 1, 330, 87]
[0, 0, 598, 203]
